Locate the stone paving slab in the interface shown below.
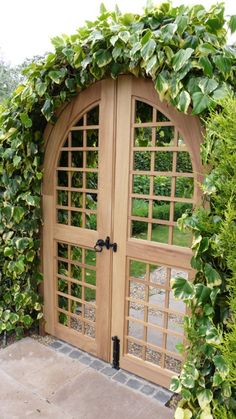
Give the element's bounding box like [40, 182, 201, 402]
[0, 338, 174, 419]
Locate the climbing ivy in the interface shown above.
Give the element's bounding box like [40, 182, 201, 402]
[0, 2, 236, 416]
[171, 96, 236, 418]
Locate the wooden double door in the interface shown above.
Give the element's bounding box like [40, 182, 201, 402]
[43, 75, 202, 387]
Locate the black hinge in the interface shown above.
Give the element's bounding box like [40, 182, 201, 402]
[112, 336, 120, 370]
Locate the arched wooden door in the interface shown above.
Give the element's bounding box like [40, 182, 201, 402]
[43, 75, 203, 387]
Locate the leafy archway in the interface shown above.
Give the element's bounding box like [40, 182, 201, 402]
[0, 2, 236, 418]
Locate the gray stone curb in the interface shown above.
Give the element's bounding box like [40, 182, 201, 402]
[49, 339, 173, 406]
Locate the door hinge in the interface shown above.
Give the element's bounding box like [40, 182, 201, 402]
[112, 336, 120, 370]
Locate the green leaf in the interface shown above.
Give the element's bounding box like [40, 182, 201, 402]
[229, 15, 236, 33]
[171, 276, 194, 300]
[13, 207, 25, 224]
[35, 81, 47, 97]
[206, 326, 222, 344]
[141, 39, 156, 61]
[41, 99, 54, 121]
[170, 376, 182, 393]
[197, 389, 213, 410]
[213, 55, 232, 76]
[199, 78, 218, 94]
[198, 43, 216, 55]
[212, 371, 223, 386]
[222, 381, 231, 398]
[51, 36, 66, 49]
[175, 407, 192, 419]
[155, 71, 169, 100]
[118, 31, 130, 43]
[13, 155, 21, 167]
[172, 48, 194, 72]
[48, 69, 67, 84]
[204, 263, 222, 288]
[161, 23, 178, 41]
[93, 49, 112, 68]
[199, 57, 213, 77]
[9, 313, 19, 324]
[15, 238, 31, 251]
[21, 315, 33, 327]
[175, 15, 188, 35]
[20, 113, 32, 128]
[65, 78, 77, 92]
[176, 90, 191, 113]
[192, 92, 211, 114]
[99, 2, 107, 14]
[212, 84, 229, 100]
[4, 247, 14, 258]
[145, 55, 157, 75]
[213, 355, 229, 377]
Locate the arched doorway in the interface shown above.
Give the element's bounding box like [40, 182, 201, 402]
[42, 75, 203, 387]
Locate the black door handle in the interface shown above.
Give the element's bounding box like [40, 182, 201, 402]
[94, 237, 117, 252]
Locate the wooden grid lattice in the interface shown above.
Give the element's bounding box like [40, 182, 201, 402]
[56, 241, 97, 338]
[56, 104, 99, 230]
[128, 99, 195, 247]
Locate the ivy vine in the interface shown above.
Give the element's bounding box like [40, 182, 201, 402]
[0, 1, 236, 416]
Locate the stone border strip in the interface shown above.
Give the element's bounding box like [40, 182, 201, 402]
[49, 339, 173, 406]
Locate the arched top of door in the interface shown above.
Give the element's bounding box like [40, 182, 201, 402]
[43, 75, 203, 195]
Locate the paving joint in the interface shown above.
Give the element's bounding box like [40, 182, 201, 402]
[49, 339, 173, 406]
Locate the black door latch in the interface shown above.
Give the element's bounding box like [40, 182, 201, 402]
[94, 236, 117, 253]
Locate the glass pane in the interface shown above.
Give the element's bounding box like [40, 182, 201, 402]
[152, 201, 170, 220]
[132, 199, 149, 218]
[147, 327, 163, 346]
[173, 226, 192, 247]
[71, 265, 82, 281]
[146, 348, 162, 366]
[72, 151, 83, 167]
[57, 190, 68, 206]
[150, 265, 168, 285]
[85, 213, 97, 230]
[129, 281, 145, 301]
[127, 341, 143, 359]
[131, 220, 148, 240]
[175, 177, 194, 198]
[154, 176, 172, 196]
[133, 175, 150, 195]
[156, 111, 169, 122]
[86, 172, 98, 190]
[176, 152, 192, 173]
[71, 300, 82, 315]
[86, 129, 99, 147]
[85, 287, 96, 302]
[57, 171, 68, 187]
[71, 130, 83, 147]
[86, 193, 97, 210]
[58, 312, 68, 326]
[169, 289, 186, 314]
[148, 286, 166, 306]
[155, 126, 174, 146]
[85, 269, 96, 286]
[57, 278, 68, 294]
[71, 211, 82, 227]
[134, 151, 151, 171]
[57, 209, 68, 225]
[128, 320, 144, 340]
[62, 138, 68, 147]
[87, 106, 99, 125]
[71, 317, 83, 332]
[84, 323, 95, 339]
[58, 151, 68, 167]
[129, 301, 144, 322]
[71, 283, 82, 299]
[57, 242, 68, 258]
[165, 355, 182, 373]
[75, 116, 84, 127]
[84, 305, 96, 321]
[166, 334, 181, 353]
[71, 192, 83, 208]
[134, 127, 152, 147]
[151, 224, 169, 243]
[58, 295, 68, 310]
[85, 249, 96, 266]
[71, 171, 83, 188]
[155, 152, 173, 171]
[168, 314, 184, 333]
[148, 308, 164, 327]
[71, 246, 82, 262]
[58, 261, 68, 276]
[130, 260, 147, 279]
[86, 151, 98, 168]
[135, 100, 153, 123]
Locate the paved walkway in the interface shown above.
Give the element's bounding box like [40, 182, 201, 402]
[0, 338, 174, 419]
